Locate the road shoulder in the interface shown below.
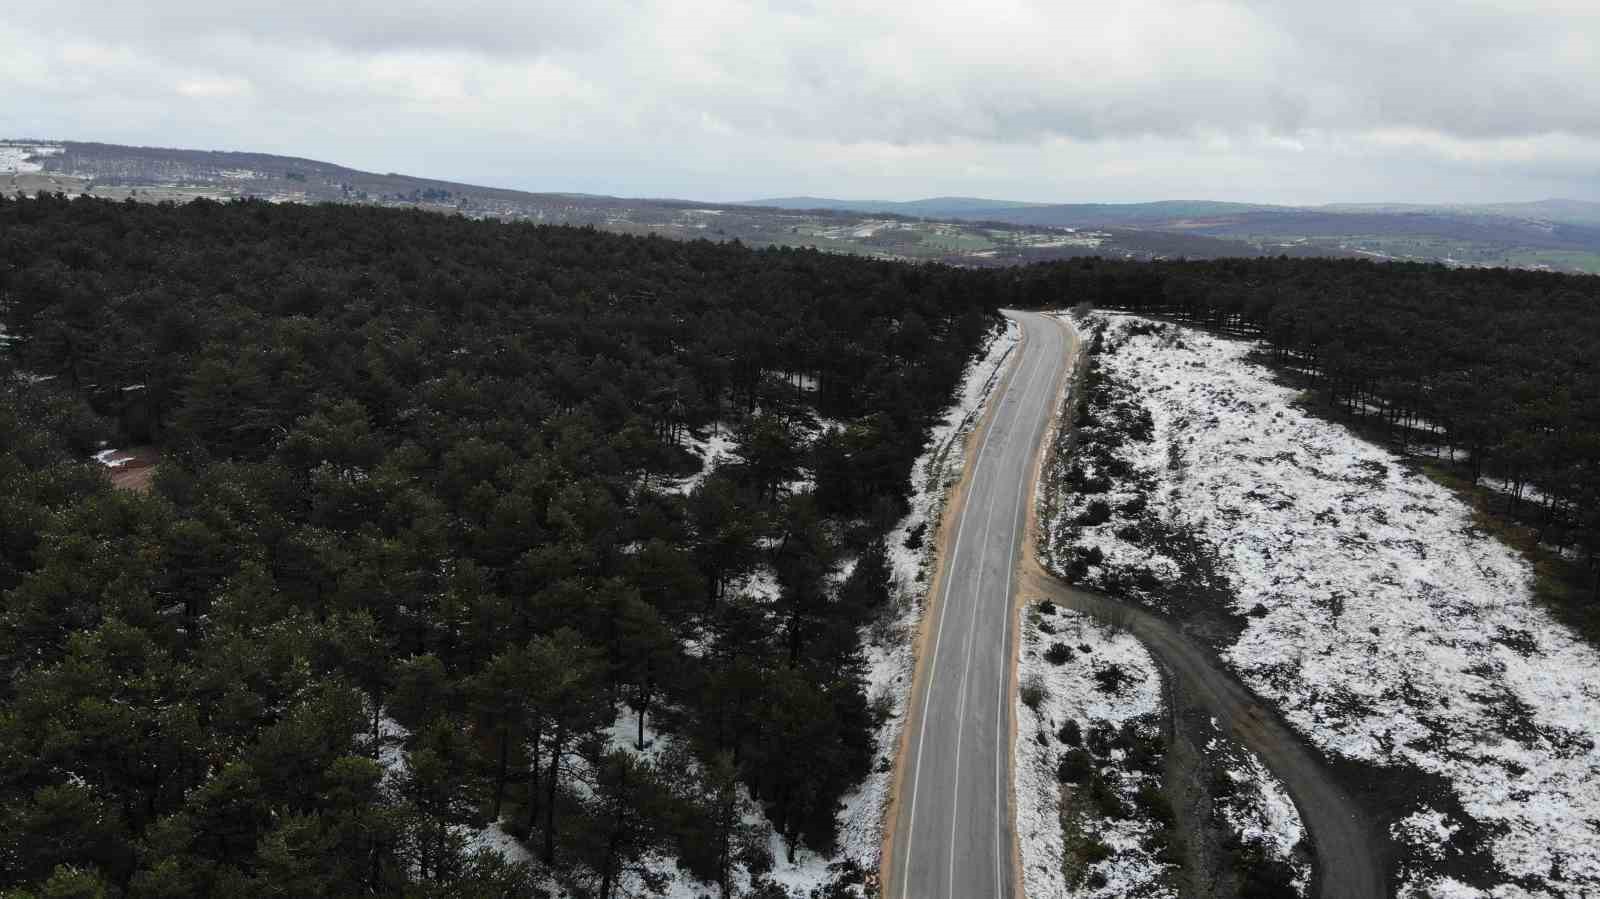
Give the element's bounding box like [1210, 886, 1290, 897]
[878, 314, 1034, 893]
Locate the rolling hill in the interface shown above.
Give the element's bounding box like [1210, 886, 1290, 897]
[8, 138, 1598, 271]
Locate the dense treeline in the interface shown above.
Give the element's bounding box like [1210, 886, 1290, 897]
[1014, 257, 1600, 605]
[0, 194, 1005, 897]
[6, 193, 1599, 897]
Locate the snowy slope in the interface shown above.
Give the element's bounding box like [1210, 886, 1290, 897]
[1047, 315, 1600, 897]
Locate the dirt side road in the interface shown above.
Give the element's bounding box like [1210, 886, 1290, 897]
[1014, 314, 1388, 899]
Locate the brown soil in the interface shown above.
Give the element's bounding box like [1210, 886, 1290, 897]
[100, 446, 161, 493]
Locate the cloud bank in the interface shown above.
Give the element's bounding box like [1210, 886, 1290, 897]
[3, 0, 1598, 203]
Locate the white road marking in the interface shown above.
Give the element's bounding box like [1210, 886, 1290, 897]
[898, 313, 1064, 899]
[946, 415, 1008, 895]
[939, 321, 1054, 898]
[897, 327, 1032, 899]
[993, 315, 1061, 899]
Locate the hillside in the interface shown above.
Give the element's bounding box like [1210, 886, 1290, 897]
[744, 192, 1600, 274]
[0, 139, 1288, 266]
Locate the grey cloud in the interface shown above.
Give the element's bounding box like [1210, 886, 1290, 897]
[12, 0, 633, 56]
[3, 0, 1599, 203]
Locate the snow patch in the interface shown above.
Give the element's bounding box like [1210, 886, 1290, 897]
[92, 448, 132, 468]
[662, 426, 737, 496]
[1014, 607, 1175, 899]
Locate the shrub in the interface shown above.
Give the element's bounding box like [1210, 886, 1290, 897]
[1078, 500, 1113, 526]
[1088, 774, 1124, 818]
[869, 689, 895, 727]
[1067, 465, 1110, 494]
[1122, 729, 1164, 774]
[1133, 781, 1176, 828]
[1209, 770, 1238, 801]
[1087, 722, 1114, 757]
[1093, 663, 1129, 694]
[902, 521, 926, 551]
[1057, 719, 1083, 747]
[1235, 841, 1301, 899]
[1067, 546, 1104, 579]
[1102, 456, 1134, 479]
[1057, 748, 1094, 784]
[1045, 642, 1073, 665]
[1129, 408, 1156, 442]
[1020, 675, 1046, 710]
[1039, 598, 1057, 615]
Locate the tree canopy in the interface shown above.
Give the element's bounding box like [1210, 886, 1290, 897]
[0, 193, 1000, 897]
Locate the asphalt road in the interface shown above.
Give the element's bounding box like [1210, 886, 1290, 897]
[886, 310, 1069, 899]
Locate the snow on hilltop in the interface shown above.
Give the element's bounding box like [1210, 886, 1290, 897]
[1048, 314, 1600, 897]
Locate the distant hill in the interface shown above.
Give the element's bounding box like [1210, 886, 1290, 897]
[1476, 199, 1600, 227]
[743, 193, 1600, 272]
[746, 196, 1047, 217]
[1320, 199, 1600, 227]
[4, 138, 1281, 266]
[744, 197, 1277, 225]
[7, 138, 1599, 273]
[942, 200, 1286, 228]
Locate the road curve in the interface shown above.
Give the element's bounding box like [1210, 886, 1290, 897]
[883, 310, 1070, 899]
[1014, 315, 1389, 899]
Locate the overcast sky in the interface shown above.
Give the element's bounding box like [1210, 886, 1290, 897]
[4, 0, 1599, 204]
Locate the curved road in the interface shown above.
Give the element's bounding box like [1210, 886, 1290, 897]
[885, 312, 1387, 898]
[884, 310, 1069, 899]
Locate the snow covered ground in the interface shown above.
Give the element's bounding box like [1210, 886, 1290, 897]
[92, 447, 133, 468]
[1202, 719, 1310, 894]
[600, 708, 837, 899]
[1046, 314, 1600, 897]
[367, 712, 537, 871]
[0, 143, 60, 174]
[660, 426, 737, 496]
[1013, 606, 1175, 898]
